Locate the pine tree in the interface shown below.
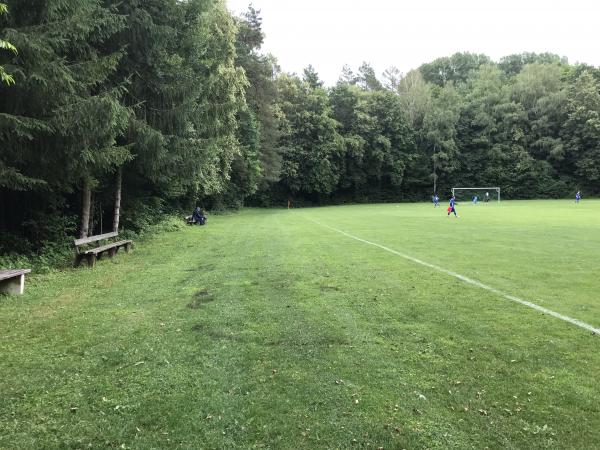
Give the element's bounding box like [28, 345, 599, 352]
[0, 3, 17, 85]
[0, 0, 130, 238]
[100, 0, 247, 217]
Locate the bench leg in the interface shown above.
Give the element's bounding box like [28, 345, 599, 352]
[86, 254, 96, 268]
[74, 254, 83, 268]
[0, 274, 25, 295]
[108, 248, 116, 258]
[125, 243, 132, 253]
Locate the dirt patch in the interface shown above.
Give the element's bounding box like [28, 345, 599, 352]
[187, 290, 215, 309]
[187, 300, 202, 309]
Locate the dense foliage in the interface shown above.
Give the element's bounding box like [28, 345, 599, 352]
[259, 53, 600, 204]
[1, 3, 600, 260]
[0, 2, 16, 85]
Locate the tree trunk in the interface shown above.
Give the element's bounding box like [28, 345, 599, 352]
[80, 178, 91, 239]
[88, 193, 95, 236]
[432, 144, 438, 194]
[113, 167, 122, 232]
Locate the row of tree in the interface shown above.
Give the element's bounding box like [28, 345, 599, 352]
[2, 3, 600, 256]
[1, 0, 250, 252]
[270, 55, 600, 204]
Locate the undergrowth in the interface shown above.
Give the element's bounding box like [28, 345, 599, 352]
[0, 215, 186, 273]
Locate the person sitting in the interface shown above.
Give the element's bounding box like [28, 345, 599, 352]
[198, 209, 207, 225]
[188, 207, 207, 225]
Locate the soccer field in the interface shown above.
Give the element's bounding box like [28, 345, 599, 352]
[302, 199, 600, 330]
[1, 200, 599, 449]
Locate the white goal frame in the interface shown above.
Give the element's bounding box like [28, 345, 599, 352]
[452, 187, 501, 203]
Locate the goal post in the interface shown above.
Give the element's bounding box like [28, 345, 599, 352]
[451, 187, 501, 203]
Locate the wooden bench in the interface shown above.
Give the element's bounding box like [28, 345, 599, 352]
[0, 269, 31, 295]
[74, 231, 132, 268]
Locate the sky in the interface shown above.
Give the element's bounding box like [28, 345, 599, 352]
[226, 0, 600, 86]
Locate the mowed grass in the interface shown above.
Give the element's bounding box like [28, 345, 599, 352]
[0, 200, 599, 449]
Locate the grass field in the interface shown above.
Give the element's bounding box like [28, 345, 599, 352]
[1, 200, 599, 449]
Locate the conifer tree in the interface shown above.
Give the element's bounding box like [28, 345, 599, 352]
[107, 0, 246, 216]
[0, 3, 16, 85]
[0, 0, 130, 237]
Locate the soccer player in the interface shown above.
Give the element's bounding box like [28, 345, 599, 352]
[575, 191, 581, 203]
[447, 195, 458, 217]
[485, 191, 490, 203]
[472, 195, 478, 204]
[432, 194, 439, 207]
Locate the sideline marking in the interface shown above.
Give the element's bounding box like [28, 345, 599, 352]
[307, 218, 599, 335]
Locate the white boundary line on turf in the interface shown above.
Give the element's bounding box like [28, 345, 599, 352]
[306, 218, 599, 335]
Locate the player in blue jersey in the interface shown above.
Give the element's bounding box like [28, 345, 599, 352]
[432, 194, 440, 207]
[575, 191, 581, 203]
[447, 195, 458, 217]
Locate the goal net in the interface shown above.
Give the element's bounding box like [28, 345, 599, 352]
[451, 187, 500, 204]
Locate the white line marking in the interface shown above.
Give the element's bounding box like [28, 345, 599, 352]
[308, 218, 599, 335]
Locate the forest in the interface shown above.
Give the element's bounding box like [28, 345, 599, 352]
[1, 0, 600, 263]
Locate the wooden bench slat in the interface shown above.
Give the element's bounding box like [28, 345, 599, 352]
[74, 231, 119, 247]
[0, 269, 32, 281]
[73, 231, 133, 268]
[84, 240, 132, 255]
